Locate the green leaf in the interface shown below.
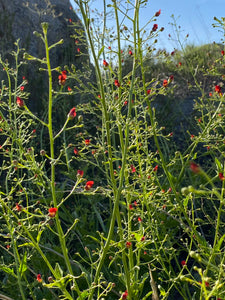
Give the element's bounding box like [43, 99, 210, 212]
[18, 242, 34, 247]
[36, 230, 43, 244]
[54, 263, 63, 278]
[0, 265, 17, 278]
[97, 46, 105, 59]
[215, 157, 223, 171]
[159, 285, 166, 296]
[77, 290, 89, 299]
[215, 234, 225, 252]
[19, 251, 27, 276]
[133, 232, 143, 242]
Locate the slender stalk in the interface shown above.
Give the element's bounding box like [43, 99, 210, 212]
[77, 1, 138, 298]
[42, 23, 81, 297]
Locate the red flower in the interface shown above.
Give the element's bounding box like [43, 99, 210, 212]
[129, 204, 133, 210]
[126, 241, 132, 248]
[16, 203, 22, 211]
[77, 170, 84, 177]
[163, 79, 168, 87]
[85, 139, 90, 145]
[103, 59, 109, 67]
[114, 79, 120, 87]
[58, 70, 67, 85]
[124, 100, 128, 106]
[209, 92, 212, 97]
[155, 9, 161, 17]
[215, 85, 222, 94]
[74, 148, 79, 155]
[85, 181, 94, 190]
[141, 236, 145, 241]
[138, 217, 142, 222]
[190, 162, 200, 174]
[16, 97, 24, 107]
[68, 86, 72, 91]
[68, 107, 76, 119]
[221, 50, 225, 56]
[77, 48, 81, 53]
[122, 290, 128, 299]
[128, 50, 133, 56]
[219, 172, 225, 180]
[153, 165, 158, 172]
[69, 18, 72, 23]
[20, 86, 24, 91]
[178, 62, 182, 66]
[48, 207, 58, 218]
[37, 274, 42, 283]
[152, 24, 158, 32]
[181, 260, 186, 266]
[130, 164, 136, 173]
[147, 89, 151, 94]
[169, 75, 174, 81]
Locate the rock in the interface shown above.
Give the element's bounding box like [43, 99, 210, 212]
[0, 0, 89, 113]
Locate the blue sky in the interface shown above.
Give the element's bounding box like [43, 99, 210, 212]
[71, 0, 225, 52]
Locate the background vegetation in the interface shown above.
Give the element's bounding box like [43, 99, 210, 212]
[0, 1, 225, 300]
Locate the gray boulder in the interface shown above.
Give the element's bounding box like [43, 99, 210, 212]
[0, 0, 89, 112]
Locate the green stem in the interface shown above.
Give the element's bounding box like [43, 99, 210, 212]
[11, 226, 26, 300]
[42, 23, 81, 297]
[77, 1, 138, 299]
